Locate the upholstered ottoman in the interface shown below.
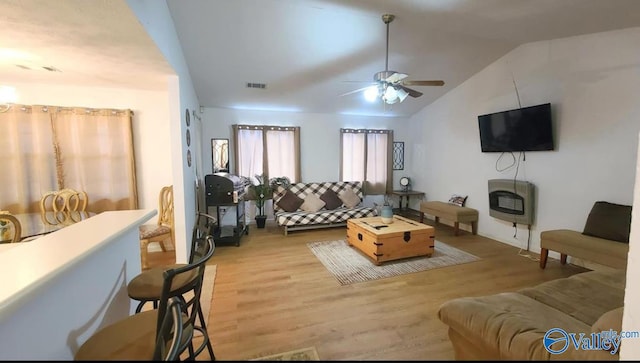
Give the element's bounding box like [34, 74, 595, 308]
[419, 201, 478, 236]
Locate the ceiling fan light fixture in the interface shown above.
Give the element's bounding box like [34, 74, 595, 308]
[382, 85, 399, 104]
[396, 87, 409, 102]
[364, 85, 379, 102]
[340, 13, 444, 104]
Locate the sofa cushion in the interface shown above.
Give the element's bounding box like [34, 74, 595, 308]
[338, 188, 360, 208]
[540, 229, 629, 269]
[320, 189, 342, 210]
[437, 292, 591, 360]
[300, 193, 326, 213]
[582, 201, 632, 243]
[517, 270, 626, 326]
[276, 190, 304, 212]
[592, 307, 624, 336]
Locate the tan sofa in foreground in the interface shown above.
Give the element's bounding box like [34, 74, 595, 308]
[438, 269, 625, 360]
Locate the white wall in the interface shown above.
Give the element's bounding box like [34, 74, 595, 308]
[127, 0, 201, 263]
[408, 27, 640, 261]
[200, 107, 412, 221]
[8, 81, 172, 213]
[621, 132, 640, 358]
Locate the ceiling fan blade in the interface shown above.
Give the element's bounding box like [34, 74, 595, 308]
[402, 80, 445, 86]
[385, 72, 408, 84]
[398, 85, 423, 98]
[339, 85, 375, 97]
[341, 80, 375, 84]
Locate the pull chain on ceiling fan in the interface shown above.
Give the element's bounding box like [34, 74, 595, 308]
[341, 14, 444, 105]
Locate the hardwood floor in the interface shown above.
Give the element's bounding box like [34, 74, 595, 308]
[146, 218, 589, 361]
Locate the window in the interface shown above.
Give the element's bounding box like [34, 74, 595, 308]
[232, 125, 300, 182]
[340, 129, 393, 195]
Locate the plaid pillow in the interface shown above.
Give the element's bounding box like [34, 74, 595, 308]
[448, 194, 467, 207]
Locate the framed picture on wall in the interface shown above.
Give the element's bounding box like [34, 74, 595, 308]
[393, 141, 404, 170]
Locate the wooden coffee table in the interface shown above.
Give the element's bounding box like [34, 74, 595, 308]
[346, 215, 435, 265]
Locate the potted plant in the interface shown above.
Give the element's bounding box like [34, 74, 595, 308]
[247, 174, 273, 228]
[269, 176, 291, 191]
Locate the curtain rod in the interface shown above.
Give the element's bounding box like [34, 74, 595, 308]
[6, 104, 133, 115]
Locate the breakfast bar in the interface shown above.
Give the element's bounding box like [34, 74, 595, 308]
[0, 209, 156, 360]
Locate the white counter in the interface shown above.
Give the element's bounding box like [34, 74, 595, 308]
[0, 209, 156, 360]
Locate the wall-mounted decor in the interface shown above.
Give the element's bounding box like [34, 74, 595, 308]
[185, 108, 190, 126]
[393, 141, 404, 170]
[186, 129, 191, 146]
[187, 149, 192, 167]
[211, 138, 229, 172]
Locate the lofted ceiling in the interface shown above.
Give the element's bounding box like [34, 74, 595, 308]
[1, 0, 640, 118]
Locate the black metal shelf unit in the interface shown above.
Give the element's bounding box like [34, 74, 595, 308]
[204, 173, 248, 247]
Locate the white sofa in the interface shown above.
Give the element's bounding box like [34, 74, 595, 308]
[272, 181, 377, 235]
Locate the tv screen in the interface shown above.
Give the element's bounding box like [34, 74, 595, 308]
[478, 103, 554, 152]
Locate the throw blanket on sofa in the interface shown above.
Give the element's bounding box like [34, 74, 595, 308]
[273, 181, 377, 235]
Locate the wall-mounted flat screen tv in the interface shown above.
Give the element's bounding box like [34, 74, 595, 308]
[478, 103, 554, 152]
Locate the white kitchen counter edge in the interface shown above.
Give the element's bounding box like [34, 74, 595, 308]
[0, 209, 156, 322]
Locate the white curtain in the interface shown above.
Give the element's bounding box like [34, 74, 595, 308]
[266, 129, 296, 182]
[366, 132, 389, 193]
[236, 128, 263, 179]
[52, 108, 137, 212]
[233, 125, 300, 182]
[341, 132, 366, 182]
[340, 128, 392, 195]
[0, 104, 138, 214]
[0, 106, 56, 213]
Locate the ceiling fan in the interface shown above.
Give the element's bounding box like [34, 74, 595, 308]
[341, 14, 444, 105]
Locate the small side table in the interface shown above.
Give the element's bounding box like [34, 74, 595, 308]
[391, 190, 425, 217]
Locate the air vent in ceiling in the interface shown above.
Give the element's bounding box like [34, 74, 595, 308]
[246, 82, 267, 89]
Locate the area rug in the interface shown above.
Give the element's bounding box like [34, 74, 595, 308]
[307, 239, 480, 285]
[251, 346, 320, 361]
[200, 263, 217, 323]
